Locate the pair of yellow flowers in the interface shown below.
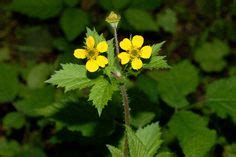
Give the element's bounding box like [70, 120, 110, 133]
[74, 35, 152, 72]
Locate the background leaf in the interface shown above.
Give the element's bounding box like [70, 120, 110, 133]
[9, 0, 63, 19]
[3, 112, 26, 129]
[206, 77, 236, 122]
[0, 64, 19, 103]
[27, 63, 53, 89]
[157, 9, 177, 33]
[125, 9, 158, 31]
[194, 39, 230, 72]
[168, 111, 216, 157]
[157, 61, 199, 108]
[60, 8, 89, 41]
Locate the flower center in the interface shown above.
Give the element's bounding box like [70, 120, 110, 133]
[130, 49, 139, 58]
[87, 49, 98, 59]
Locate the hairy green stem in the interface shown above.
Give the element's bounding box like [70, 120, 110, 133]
[113, 26, 131, 157]
[120, 84, 130, 157]
[113, 27, 120, 56]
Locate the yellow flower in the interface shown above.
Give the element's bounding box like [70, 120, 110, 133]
[118, 35, 152, 70]
[74, 36, 109, 72]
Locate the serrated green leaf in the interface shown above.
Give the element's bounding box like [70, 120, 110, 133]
[27, 63, 53, 89]
[8, 0, 63, 19]
[126, 126, 148, 157]
[46, 64, 93, 92]
[107, 145, 124, 157]
[168, 111, 216, 157]
[194, 39, 230, 72]
[143, 56, 169, 70]
[206, 77, 236, 122]
[89, 77, 117, 116]
[125, 9, 158, 31]
[180, 129, 216, 157]
[85, 28, 105, 44]
[143, 42, 169, 70]
[136, 123, 162, 157]
[157, 9, 177, 33]
[60, 8, 89, 41]
[3, 112, 26, 129]
[152, 42, 165, 56]
[0, 64, 19, 103]
[157, 60, 199, 108]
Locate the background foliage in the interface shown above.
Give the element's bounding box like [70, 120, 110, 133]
[0, 0, 236, 156]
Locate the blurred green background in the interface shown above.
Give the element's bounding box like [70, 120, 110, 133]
[0, 0, 236, 156]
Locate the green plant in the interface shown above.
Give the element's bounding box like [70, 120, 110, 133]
[46, 12, 168, 157]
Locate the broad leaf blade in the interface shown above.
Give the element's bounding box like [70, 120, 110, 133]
[194, 39, 230, 72]
[157, 60, 199, 108]
[107, 145, 124, 157]
[168, 111, 216, 157]
[206, 77, 236, 122]
[126, 126, 148, 157]
[143, 56, 169, 70]
[136, 123, 162, 156]
[89, 77, 117, 116]
[46, 64, 93, 92]
[180, 129, 216, 157]
[8, 0, 63, 19]
[60, 8, 89, 41]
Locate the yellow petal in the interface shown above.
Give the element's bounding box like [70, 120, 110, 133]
[119, 38, 132, 51]
[86, 59, 99, 72]
[96, 41, 108, 53]
[140, 46, 152, 59]
[86, 36, 95, 49]
[118, 52, 130, 65]
[96, 55, 108, 68]
[131, 58, 143, 70]
[132, 35, 144, 48]
[74, 49, 87, 59]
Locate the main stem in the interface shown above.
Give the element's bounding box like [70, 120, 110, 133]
[113, 26, 130, 157]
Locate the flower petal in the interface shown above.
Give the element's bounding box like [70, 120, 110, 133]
[86, 36, 95, 49]
[140, 46, 152, 59]
[119, 38, 132, 51]
[132, 35, 144, 48]
[131, 58, 143, 70]
[96, 55, 108, 68]
[118, 52, 130, 65]
[96, 41, 108, 53]
[74, 49, 87, 59]
[86, 59, 99, 72]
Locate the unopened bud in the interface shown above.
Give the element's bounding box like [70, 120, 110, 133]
[105, 11, 121, 28]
